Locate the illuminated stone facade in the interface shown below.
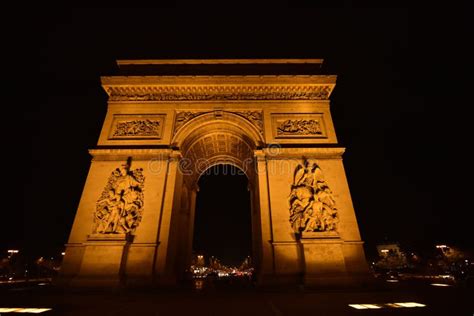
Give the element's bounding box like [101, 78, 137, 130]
[58, 59, 369, 287]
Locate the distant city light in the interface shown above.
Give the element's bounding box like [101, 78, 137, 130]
[348, 304, 381, 309]
[349, 302, 426, 310]
[7, 250, 19, 254]
[0, 308, 52, 313]
[438, 274, 455, 279]
[386, 279, 399, 282]
[436, 245, 448, 249]
[194, 279, 204, 290]
[431, 283, 451, 287]
[394, 302, 426, 308]
[380, 249, 389, 253]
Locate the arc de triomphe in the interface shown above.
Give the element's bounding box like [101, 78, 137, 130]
[58, 59, 369, 287]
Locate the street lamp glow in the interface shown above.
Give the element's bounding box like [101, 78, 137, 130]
[436, 245, 447, 249]
[7, 250, 19, 254]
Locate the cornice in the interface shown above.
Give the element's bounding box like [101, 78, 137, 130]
[116, 59, 325, 65]
[101, 75, 336, 102]
[101, 75, 336, 85]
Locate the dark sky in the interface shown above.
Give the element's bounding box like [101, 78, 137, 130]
[7, 7, 472, 261]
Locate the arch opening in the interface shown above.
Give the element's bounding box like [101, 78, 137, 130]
[172, 115, 262, 285]
[192, 164, 252, 269]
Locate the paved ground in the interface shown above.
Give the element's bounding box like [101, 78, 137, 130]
[0, 278, 472, 315]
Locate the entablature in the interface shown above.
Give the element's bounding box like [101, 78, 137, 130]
[101, 75, 336, 102]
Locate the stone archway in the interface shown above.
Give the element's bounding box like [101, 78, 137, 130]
[174, 111, 262, 185]
[58, 59, 370, 287]
[163, 114, 263, 281]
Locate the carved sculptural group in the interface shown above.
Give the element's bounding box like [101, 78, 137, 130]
[113, 119, 161, 137]
[277, 119, 322, 136]
[289, 159, 338, 234]
[94, 162, 145, 234]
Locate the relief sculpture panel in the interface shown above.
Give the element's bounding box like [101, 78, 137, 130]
[109, 114, 165, 139]
[94, 161, 145, 234]
[272, 113, 327, 139]
[288, 159, 338, 234]
[277, 119, 322, 136]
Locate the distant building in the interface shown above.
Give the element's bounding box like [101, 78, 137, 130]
[191, 253, 205, 267]
[377, 243, 402, 258]
[375, 243, 408, 270]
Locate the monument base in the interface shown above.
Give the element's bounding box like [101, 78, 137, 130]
[68, 234, 131, 287]
[300, 231, 351, 287]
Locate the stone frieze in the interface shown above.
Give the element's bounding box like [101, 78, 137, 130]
[106, 85, 332, 101]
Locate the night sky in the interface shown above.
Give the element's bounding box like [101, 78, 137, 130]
[8, 8, 472, 262]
